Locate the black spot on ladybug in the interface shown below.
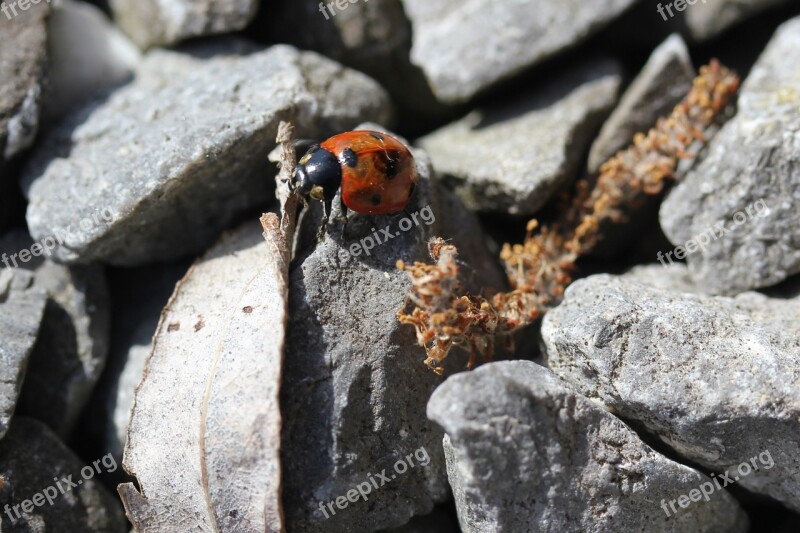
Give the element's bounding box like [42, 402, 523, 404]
[371, 194, 382, 205]
[342, 147, 358, 168]
[382, 150, 399, 179]
[369, 132, 384, 141]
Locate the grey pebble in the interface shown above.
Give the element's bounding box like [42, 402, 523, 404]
[42, 0, 141, 124]
[588, 34, 694, 174]
[109, 0, 259, 49]
[400, 0, 637, 103]
[543, 272, 800, 513]
[420, 61, 621, 215]
[427, 361, 748, 533]
[660, 16, 800, 294]
[0, 1, 49, 163]
[281, 128, 505, 532]
[0, 417, 126, 531]
[0, 268, 46, 440]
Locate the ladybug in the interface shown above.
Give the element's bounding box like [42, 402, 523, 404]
[293, 130, 418, 216]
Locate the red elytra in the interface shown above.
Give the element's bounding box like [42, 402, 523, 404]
[294, 130, 418, 215]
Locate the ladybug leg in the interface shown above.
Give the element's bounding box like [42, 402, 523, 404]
[324, 197, 334, 224]
[337, 198, 349, 241]
[313, 198, 333, 243]
[315, 218, 327, 243]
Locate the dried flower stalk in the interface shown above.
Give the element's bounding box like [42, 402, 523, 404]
[398, 60, 741, 374]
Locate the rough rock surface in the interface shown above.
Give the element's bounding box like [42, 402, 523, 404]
[264, 0, 444, 117]
[21, 41, 391, 266]
[43, 0, 141, 123]
[543, 274, 800, 512]
[18, 263, 110, 437]
[660, 16, 800, 295]
[588, 34, 694, 173]
[0, 417, 126, 531]
[0, 268, 46, 440]
[282, 130, 506, 532]
[269, 0, 408, 61]
[684, 0, 794, 41]
[0, 1, 49, 163]
[400, 0, 637, 103]
[110, 0, 258, 49]
[420, 61, 621, 215]
[427, 361, 748, 532]
[1, 230, 111, 438]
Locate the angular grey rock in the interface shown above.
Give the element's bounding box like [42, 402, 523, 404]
[0, 417, 126, 531]
[1, 231, 111, 438]
[99, 326, 150, 458]
[17, 263, 110, 437]
[264, 0, 444, 117]
[272, 0, 408, 61]
[400, 0, 637, 103]
[660, 16, 800, 295]
[43, 0, 141, 123]
[427, 361, 748, 533]
[22, 42, 391, 266]
[0, 268, 46, 440]
[588, 34, 694, 173]
[282, 130, 505, 532]
[420, 61, 621, 215]
[0, 1, 49, 162]
[110, 0, 258, 49]
[684, 0, 793, 41]
[543, 274, 800, 513]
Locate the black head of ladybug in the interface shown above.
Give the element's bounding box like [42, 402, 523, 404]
[293, 145, 341, 203]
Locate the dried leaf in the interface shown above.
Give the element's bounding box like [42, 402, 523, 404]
[118, 216, 290, 532]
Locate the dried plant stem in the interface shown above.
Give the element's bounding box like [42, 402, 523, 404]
[398, 61, 741, 374]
